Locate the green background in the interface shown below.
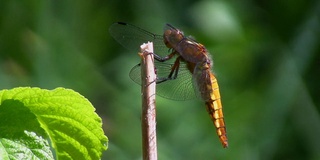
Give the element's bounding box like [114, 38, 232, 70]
[1, 0, 319, 159]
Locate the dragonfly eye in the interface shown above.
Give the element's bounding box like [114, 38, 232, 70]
[164, 29, 184, 49]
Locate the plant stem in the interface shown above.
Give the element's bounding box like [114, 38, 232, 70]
[140, 42, 157, 160]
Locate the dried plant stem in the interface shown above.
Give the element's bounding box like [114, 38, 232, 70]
[139, 42, 157, 160]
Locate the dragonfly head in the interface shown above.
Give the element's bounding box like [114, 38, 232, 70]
[163, 24, 184, 49]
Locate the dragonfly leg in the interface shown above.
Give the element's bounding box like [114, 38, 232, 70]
[156, 56, 181, 84]
[154, 50, 177, 62]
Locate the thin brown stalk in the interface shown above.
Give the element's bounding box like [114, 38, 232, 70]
[139, 42, 157, 160]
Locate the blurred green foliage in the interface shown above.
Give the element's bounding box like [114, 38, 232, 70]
[1, 0, 319, 159]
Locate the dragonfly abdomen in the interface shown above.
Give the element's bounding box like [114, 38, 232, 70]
[205, 73, 228, 148]
[205, 100, 228, 148]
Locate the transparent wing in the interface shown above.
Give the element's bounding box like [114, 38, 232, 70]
[129, 63, 143, 85]
[129, 60, 197, 101]
[109, 22, 170, 57]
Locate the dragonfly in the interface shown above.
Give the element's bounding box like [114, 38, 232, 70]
[109, 22, 228, 148]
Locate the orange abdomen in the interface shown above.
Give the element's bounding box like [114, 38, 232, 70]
[205, 73, 228, 148]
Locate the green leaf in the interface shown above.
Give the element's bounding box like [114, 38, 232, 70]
[0, 99, 52, 160]
[0, 87, 108, 160]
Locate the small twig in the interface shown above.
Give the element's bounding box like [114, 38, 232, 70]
[139, 42, 157, 160]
